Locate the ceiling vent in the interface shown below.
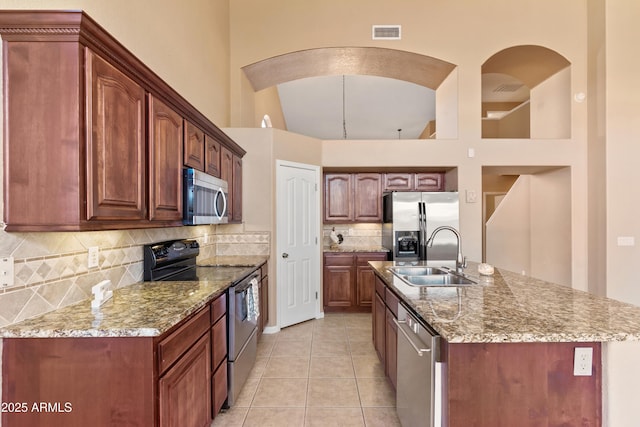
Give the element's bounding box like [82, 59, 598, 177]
[372, 25, 401, 40]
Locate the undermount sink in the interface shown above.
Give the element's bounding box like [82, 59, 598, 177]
[387, 266, 448, 276]
[402, 274, 475, 286]
[388, 266, 476, 287]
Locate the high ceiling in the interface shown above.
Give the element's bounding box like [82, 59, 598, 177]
[277, 75, 436, 140]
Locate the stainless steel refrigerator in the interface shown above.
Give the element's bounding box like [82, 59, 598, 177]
[382, 192, 459, 265]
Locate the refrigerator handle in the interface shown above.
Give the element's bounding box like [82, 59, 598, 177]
[418, 202, 426, 260]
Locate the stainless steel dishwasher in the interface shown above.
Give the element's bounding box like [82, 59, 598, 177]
[395, 303, 442, 427]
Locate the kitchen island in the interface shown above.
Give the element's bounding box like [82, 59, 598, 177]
[370, 260, 640, 427]
[0, 255, 267, 427]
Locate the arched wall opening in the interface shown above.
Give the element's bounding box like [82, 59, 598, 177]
[241, 47, 459, 140]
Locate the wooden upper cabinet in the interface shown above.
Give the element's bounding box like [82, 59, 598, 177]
[220, 145, 234, 216]
[383, 172, 444, 192]
[324, 174, 353, 222]
[0, 11, 246, 231]
[353, 173, 382, 222]
[205, 135, 222, 177]
[324, 173, 382, 222]
[231, 154, 243, 223]
[384, 173, 413, 191]
[415, 173, 444, 191]
[184, 121, 205, 171]
[148, 95, 183, 222]
[86, 50, 146, 221]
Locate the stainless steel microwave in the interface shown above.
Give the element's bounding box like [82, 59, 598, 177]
[183, 168, 229, 225]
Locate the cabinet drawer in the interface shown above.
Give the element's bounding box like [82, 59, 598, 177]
[211, 293, 227, 324]
[211, 315, 227, 370]
[375, 276, 386, 298]
[212, 358, 228, 417]
[158, 307, 210, 374]
[324, 253, 355, 266]
[385, 288, 399, 318]
[356, 253, 388, 265]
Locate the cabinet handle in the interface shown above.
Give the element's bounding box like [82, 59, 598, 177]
[282, 253, 289, 258]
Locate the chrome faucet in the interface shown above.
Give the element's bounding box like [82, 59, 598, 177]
[426, 226, 466, 273]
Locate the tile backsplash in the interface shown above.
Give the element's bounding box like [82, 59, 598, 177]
[0, 224, 270, 327]
[322, 223, 383, 248]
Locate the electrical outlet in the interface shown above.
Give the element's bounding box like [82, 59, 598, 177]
[88, 246, 100, 269]
[574, 347, 593, 376]
[0, 256, 14, 288]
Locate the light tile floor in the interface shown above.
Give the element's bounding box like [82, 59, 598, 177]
[211, 313, 402, 427]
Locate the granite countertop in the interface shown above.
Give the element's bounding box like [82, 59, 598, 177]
[323, 246, 390, 253]
[370, 260, 640, 344]
[0, 256, 268, 339]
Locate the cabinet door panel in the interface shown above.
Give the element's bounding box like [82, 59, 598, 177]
[324, 174, 353, 221]
[159, 334, 211, 427]
[414, 173, 444, 191]
[323, 264, 355, 309]
[373, 292, 386, 364]
[384, 173, 413, 191]
[385, 308, 398, 390]
[86, 50, 146, 221]
[149, 95, 183, 221]
[212, 360, 228, 417]
[232, 154, 243, 222]
[205, 135, 221, 177]
[184, 121, 205, 171]
[220, 146, 234, 218]
[356, 266, 376, 308]
[353, 173, 382, 221]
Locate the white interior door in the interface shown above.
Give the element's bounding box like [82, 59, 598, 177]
[276, 160, 320, 328]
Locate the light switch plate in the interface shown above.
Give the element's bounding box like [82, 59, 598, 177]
[0, 256, 14, 288]
[465, 190, 477, 203]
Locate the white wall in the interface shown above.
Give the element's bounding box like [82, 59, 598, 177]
[486, 176, 532, 274]
[603, 0, 640, 425]
[529, 168, 572, 285]
[531, 67, 572, 139]
[486, 169, 572, 285]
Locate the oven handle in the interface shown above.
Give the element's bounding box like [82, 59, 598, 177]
[394, 318, 431, 357]
[234, 275, 259, 293]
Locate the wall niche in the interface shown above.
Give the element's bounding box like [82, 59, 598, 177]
[481, 45, 571, 139]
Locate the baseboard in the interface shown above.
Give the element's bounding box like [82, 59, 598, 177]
[316, 311, 325, 319]
[262, 325, 280, 334]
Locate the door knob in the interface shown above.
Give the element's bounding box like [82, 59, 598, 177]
[282, 253, 289, 258]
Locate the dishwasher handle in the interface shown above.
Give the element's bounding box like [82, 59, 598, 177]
[394, 318, 431, 357]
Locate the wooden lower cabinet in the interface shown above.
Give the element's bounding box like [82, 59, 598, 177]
[159, 334, 211, 427]
[443, 341, 602, 426]
[2, 294, 228, 427]
[373, 292, 386, 363]
[372, 273, 603, 425]
[372, 275, 398, 390]
[384, 306, 398, 390]
[323, 252, 387, 312]
[257, 262, 269, 340]
[210, 304, 227, 417]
